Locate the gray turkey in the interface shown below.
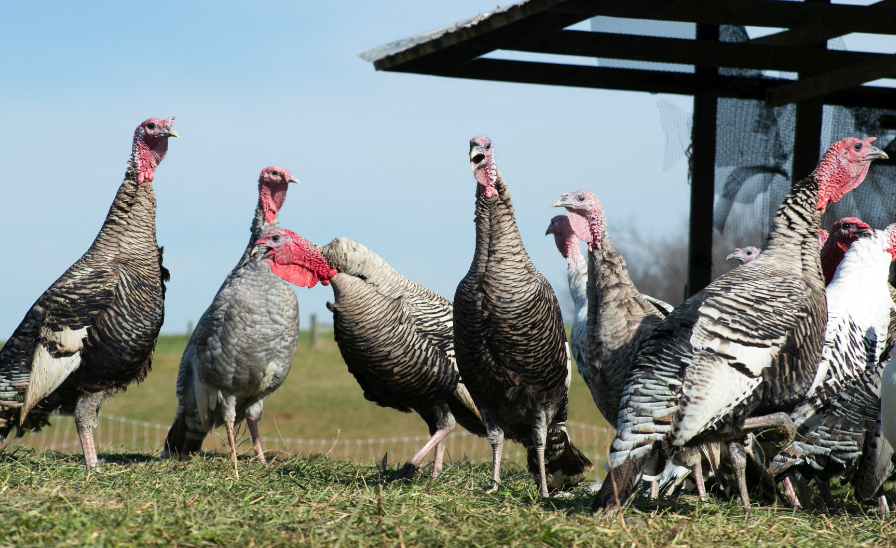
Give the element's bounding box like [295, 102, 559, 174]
[162, 167, 300, 473]
[0, 117, 177, 470]
[590, 137, 887, 514]
[771, 222, 896, 514]
[550, 193, 672, 427]
[454, 137, 592, 497]
[266, 233, 486, 479]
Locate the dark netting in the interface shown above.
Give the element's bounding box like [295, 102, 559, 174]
[588, 15, 896, 281]
[711, 26, 896, 279]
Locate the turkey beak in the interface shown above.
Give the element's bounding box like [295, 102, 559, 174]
[866, 146, 888, 161]
[250, 244, 262, 258]
[855, 226, 873, 237]
[289, 176, 300, 184]
[726, 253, 738, 261]
[545, 224, 552, 236]
[551, 196, 570, 209]
[470, 147, 486, 172]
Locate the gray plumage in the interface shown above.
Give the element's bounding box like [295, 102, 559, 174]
[163, 168, 299, 463]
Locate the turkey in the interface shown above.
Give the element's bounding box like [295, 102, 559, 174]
[590, 137, 887, 514]
[545, 216, 588, 377]
[771, 222, 896, 514]
[162, 167, 300, 472]
[726, 246, 760, 266]
[454, 137, 592, 497]
[257, 233, 486, 479]
[550, 195, 673, 428]
[0, 117, 177, 470]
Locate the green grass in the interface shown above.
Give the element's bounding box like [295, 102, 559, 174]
[1, 450, 894, 547]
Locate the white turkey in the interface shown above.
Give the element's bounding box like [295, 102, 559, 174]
[162, 167, 300, 473]
[0, 118, 177, 470]
[454, 137, 592, 497]
[590, 137, 887, 513]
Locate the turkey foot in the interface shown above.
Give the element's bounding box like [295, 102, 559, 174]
[692, 463, 707, 502]
[246, 417, 266, 464]
[535, 445, 549, 497]
[728, 441, 751, 516]
[76, 420, 99, 472]
[225, 420, 239, 480]
[817, 480, 836, 509]
[485, 439, 504, 493]
[432, 436, 447, 480]
[742, 413, 796, 451]
[781, 475, 802, 509]
[398, 426, 453, 480]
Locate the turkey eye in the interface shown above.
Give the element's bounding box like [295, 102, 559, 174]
[854, 142, 863, 151]
[577, 195, 585, 202]
[272, 235, 280, 243]
[146, 122, 156, 130]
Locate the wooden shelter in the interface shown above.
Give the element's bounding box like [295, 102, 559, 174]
[359, 0, 896, 295]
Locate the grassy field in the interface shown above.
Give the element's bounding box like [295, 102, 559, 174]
[3, 335, 896, 546]
[1, 450, 894, 547]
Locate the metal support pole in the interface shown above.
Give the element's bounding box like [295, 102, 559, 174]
[687, 23, 719, 298]
[791, 0, 829, 183]
[310, 313, 318, 347]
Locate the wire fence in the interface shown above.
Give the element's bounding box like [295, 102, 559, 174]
[3, 413, 613, 472]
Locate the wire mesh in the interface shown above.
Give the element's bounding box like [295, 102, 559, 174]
[2, 413, 612, 473]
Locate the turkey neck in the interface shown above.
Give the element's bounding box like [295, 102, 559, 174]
[468, 172, 532, 273]
[761, 175, 823, 279]
[92, 168, 159, 271]
[586, 233, 660, 424]
[238, 197, 280, 265]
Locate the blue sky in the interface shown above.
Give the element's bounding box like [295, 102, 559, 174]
[1, 1, 891, 336]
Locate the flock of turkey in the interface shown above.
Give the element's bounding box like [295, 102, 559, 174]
[2, 117, 896, 517]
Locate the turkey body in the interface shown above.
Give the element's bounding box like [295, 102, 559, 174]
[455, 163, 591, 495]
[0, 173, 167, 469]
[164, 198, 298, 460]
[319, 237, 485, 477]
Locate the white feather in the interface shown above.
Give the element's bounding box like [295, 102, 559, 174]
[21, 326, 87, 422]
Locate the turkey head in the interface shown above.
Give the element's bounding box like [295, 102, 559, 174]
[551, 190, 606, 251]
[821, 216, 873, 285]
[813, 137, 888, 211]
[252, 229, 336, 287]
[132, 117, 178, 184]
[469, 136, 497, 198]
[726, 246, 760, 265]
[258, 166, 299, 224]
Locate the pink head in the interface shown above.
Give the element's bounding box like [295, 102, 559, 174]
[551, 190, 606, 251]
[818, 229, 829, 248]
[812, 137, 888, 212]
[820, 216, 873, 285]
[258, 166, 299, 225]
[726, 246, 760, 265]
[469, 136, 497, 198]
[131, 118, 177, 184]
[546, 215, 585, 266]
[252, 229, 337, 287]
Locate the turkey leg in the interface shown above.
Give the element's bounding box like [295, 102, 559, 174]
[532, 408, 549, 497]
[817, 480, 836, 508]
[728, 440, 751, 516]
[246, 417, 266, 464]
[692, 463, 707, 501]
[878, 491, 890, 517]
[432, 436, 448, 480]
[225, 420, 239, 480]
[398, 426, 453, 479]
[781, 475, 802, 509]
[75, 421, 99, 472]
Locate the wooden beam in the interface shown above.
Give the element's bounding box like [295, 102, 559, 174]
[493, 30, 883, 75]
[688, 23, 718, 297]
[766, 52, 896, 107]
[554, 0, 891, 33]
[431, 58, 896, 110]
[750, 0, 896, 47]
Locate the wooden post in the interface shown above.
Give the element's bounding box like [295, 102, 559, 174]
[791, 0, 829, 183]
[310, 313, 318, 347]
[687, 23, 719, 298]
[186, 320, 193, 339]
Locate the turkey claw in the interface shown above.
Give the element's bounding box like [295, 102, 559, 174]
[397, 463, 417, 480]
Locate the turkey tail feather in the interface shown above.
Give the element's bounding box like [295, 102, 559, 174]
[592, 451, 650, 512]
